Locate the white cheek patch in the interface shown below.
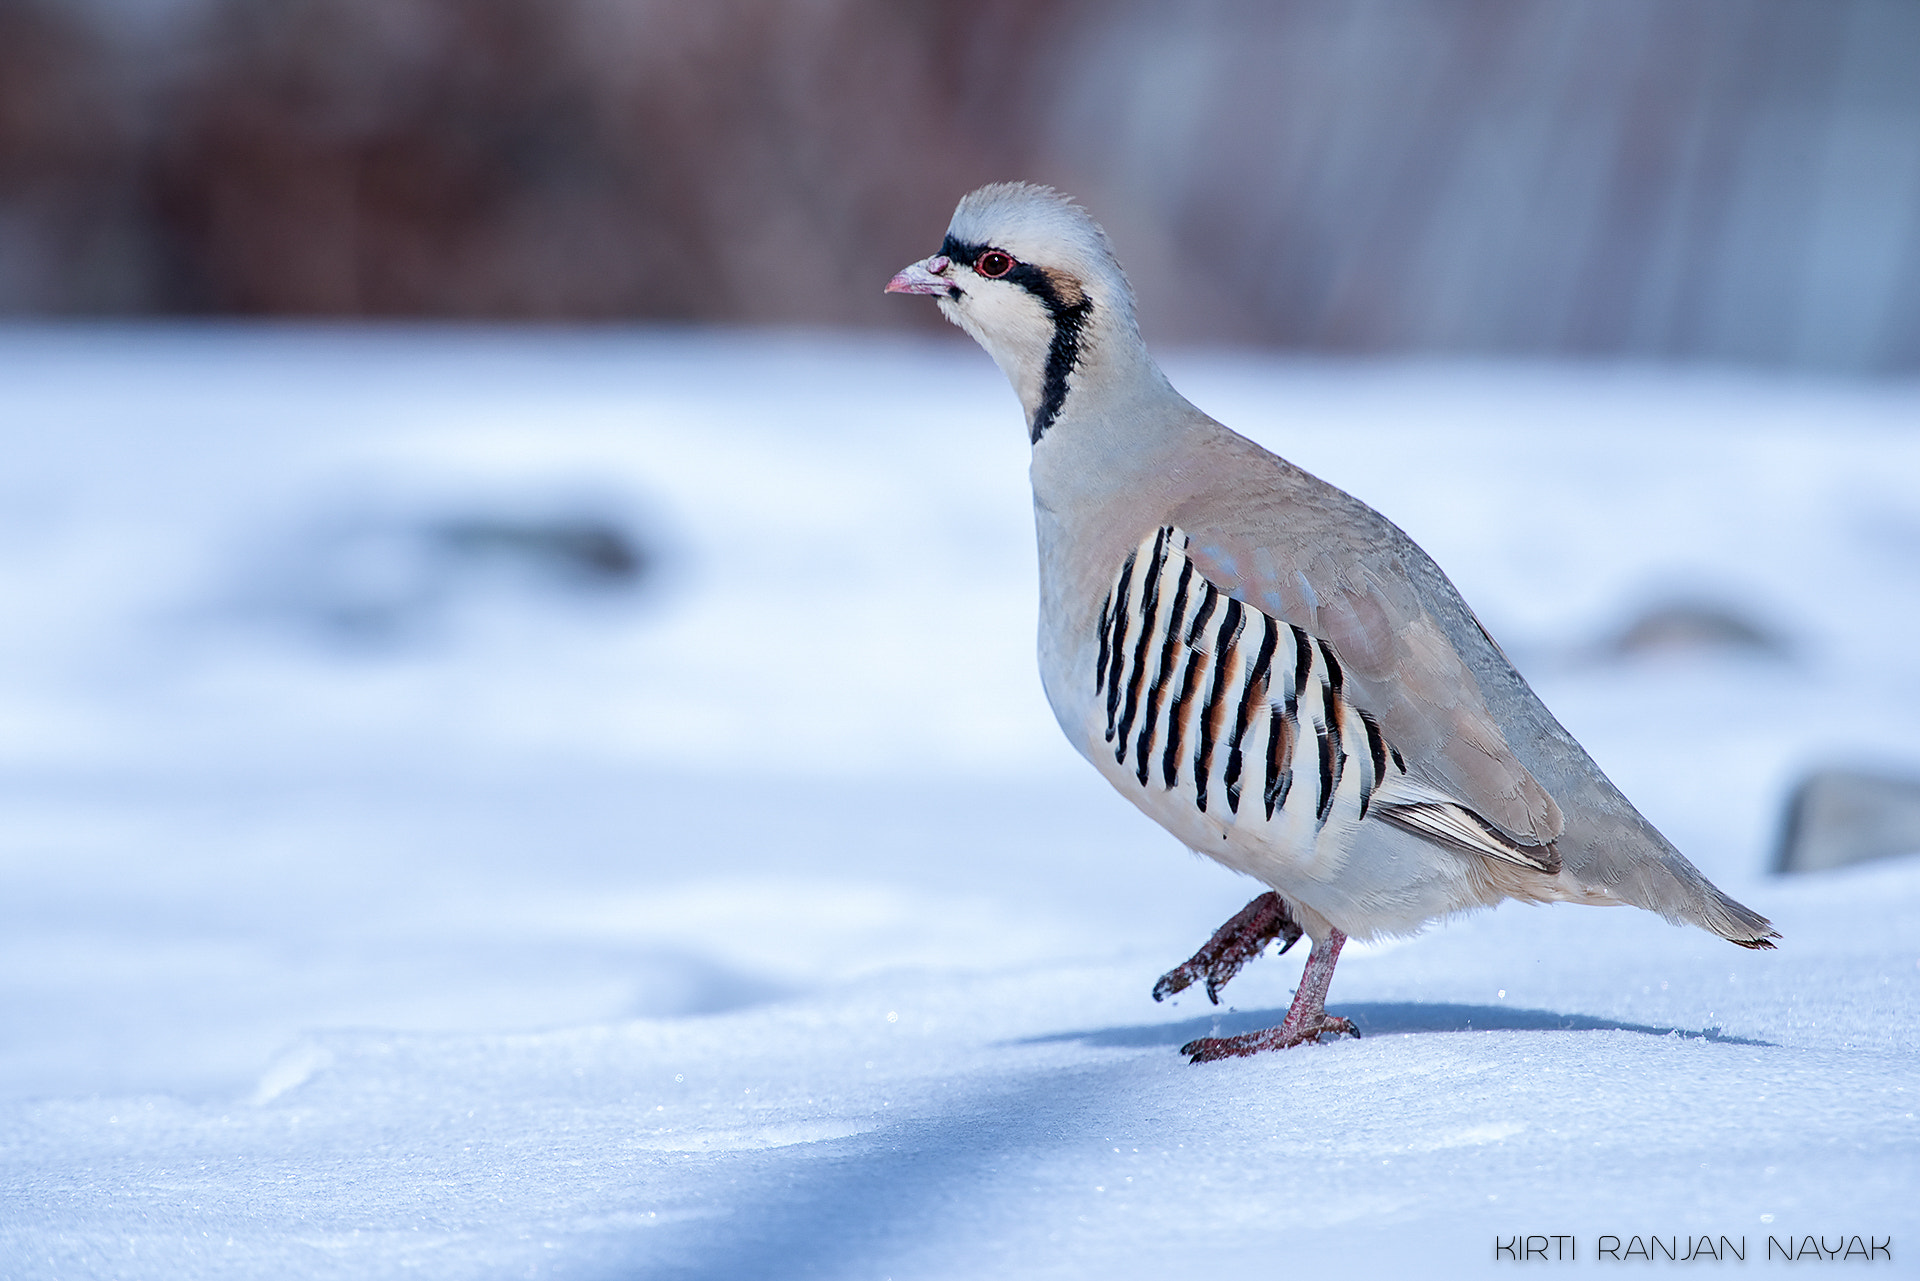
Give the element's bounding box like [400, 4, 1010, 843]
[938, 283, 1057, 410]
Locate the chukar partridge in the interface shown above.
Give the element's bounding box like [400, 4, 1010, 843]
[887, 183, 1776, 1062]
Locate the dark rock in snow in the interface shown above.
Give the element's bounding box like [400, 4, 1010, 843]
[1604, 599, 1791, 662]
[1775, 768, 1920, 874]
[242, 504, 655, 644]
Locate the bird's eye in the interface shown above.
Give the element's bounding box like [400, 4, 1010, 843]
[975, 250, 1015, 278]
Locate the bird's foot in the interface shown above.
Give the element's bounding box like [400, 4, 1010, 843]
[1152, 892, 1303, 1005]
[1178, 927, 1355, 1063]
[1181, 1013, 1359, 1063]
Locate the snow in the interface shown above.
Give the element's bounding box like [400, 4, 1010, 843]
[0, 324, 1916, 1278]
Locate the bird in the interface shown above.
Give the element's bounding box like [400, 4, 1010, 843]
[886, 182, 1777, 1063]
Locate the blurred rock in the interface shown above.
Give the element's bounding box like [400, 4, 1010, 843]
[431, 515, 644, 588]
[244, 504, 653, 644]
[1603, 599, 1792, 662]
[1774, 768, 1920, 874]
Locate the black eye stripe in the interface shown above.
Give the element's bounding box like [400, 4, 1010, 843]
[939, 236, 1018, 278]
[939, 234, 982, 265]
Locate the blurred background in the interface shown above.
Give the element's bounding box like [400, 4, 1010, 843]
[5, 0, 1920, 367]
[2, 0, 1919, 1079]
[6, 3, 1920, 1272]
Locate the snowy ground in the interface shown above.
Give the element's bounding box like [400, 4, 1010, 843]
[0, 325, 1916, 1278]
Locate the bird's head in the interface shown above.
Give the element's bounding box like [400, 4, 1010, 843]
[887, 183, 1148, 443]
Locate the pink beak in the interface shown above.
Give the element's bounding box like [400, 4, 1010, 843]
[885, 255, 953, 296]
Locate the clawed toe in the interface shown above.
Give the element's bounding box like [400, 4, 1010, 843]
[1180, 1014, 1359, 1063]
[1152, 958, 1242, 1005]
[1151, 961, 1205, 1004]
[1152, 892, 1303, 1005]
[1180, 1033, 1263, 1063]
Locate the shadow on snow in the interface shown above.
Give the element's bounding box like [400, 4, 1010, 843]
[583, 1004, 1767, 1278]
[1019, 1001, 1771, 1049]
[607, 1058, 1148, 1281]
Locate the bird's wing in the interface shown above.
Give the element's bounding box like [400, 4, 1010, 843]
[1169, 459, 1565, 849]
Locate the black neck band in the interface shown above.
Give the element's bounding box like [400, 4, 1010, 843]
[941, 236, 1093, 444]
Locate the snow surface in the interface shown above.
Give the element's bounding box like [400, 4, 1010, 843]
[0, 324, 1916, 1278]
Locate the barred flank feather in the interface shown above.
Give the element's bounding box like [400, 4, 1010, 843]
[1100, 527, 1388, 842]
[1098, 525, 1573, 880]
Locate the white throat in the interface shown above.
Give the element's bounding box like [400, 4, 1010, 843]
[940, 285, 1166, 447]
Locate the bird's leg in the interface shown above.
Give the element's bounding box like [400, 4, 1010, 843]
[1152, 892, 1304, 1005]
[1180, 928, 1360, 1063]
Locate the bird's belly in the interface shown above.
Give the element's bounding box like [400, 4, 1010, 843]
[1081, 711, 1352, 890]
[1082, 725, 1481, 938]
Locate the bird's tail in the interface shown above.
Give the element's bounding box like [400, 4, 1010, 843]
[1699, 885, 1779, 949]
[1638, 850, 1780, 949]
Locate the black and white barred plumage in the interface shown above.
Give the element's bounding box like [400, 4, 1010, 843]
[1095, 526, 1559, 873]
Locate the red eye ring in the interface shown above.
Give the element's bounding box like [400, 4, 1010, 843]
[975, 249, 1015, 278]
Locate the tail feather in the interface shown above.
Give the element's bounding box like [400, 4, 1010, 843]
[1700, 884, 1779, 950]
[1640, 851, 1780, 949]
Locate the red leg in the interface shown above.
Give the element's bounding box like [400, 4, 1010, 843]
[1180, 928, 1360, 1062]
[1152, 892, 1303, 1005]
